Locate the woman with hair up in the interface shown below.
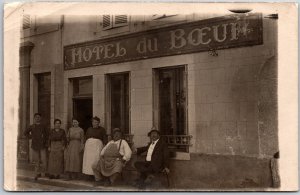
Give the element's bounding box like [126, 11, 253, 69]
[64, 118, 84, 180]
[82, 116, 107, 180]
[47, 119, 67, 179]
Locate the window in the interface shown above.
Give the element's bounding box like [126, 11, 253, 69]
[73, 77, 93, 97]
[21, 15, 60, 38]
[22, 15, 31, 30]
[102, 15, 129, 30]
[153, 66, 191, 153]
[106, 73, 130, 134]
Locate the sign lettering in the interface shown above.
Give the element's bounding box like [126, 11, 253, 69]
[64, 13, 262, 70]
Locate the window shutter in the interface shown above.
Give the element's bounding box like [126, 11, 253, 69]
[23, 15, 31, 29]
[102, 15, 112, 30]
[102, 15, 128, 30]
[114, 15, 128, 27]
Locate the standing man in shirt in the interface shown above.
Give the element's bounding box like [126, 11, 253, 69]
[24, 113, 49, 180]
[134, 127, 170, 188]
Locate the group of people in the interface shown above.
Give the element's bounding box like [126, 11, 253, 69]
[24, 113, 170, 188]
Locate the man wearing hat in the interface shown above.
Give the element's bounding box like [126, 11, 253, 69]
[134, 127, 170, 188]
[92, 128, 132, 186]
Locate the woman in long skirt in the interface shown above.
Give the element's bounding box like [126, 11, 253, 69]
[82, 116, 107, 180]
[65, 118, 84, 180]
[48, 119, 67, 179]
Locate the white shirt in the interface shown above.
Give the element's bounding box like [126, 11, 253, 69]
[100, 139, 132, 161]
[146, 139, 159, 161]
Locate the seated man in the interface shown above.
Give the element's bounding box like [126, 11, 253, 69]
[134, 127, 170, 189]
[92, 128, 132, 186]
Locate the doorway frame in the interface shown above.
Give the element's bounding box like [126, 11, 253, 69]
[68, 76, 93, 129]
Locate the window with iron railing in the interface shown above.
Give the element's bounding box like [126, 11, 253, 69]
[153, 66, 190, 153]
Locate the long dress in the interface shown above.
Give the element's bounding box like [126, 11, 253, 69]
[48, 128, 67, 175]
[82, 126, 107, 175]
[65, 127, 84, 173]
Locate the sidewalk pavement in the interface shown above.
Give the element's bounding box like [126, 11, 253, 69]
[16, 168, 139, 191]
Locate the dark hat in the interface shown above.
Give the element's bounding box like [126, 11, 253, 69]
[112, 128, 123, 135]
[147, 127, 161, 137]
[92, 116, 100, 122]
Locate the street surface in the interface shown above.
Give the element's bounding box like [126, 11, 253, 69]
[16, 180, 70, 191]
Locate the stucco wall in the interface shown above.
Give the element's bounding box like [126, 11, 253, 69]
[189, 18, 277, 157]
[168, 153, 273, 189]
[61, 15, 278, 157]
[25, 29, 64, 128]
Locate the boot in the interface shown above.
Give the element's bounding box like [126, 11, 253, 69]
[109, 173, 120, 186]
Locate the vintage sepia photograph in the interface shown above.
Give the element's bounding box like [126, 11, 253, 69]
[3, 2, 298, 192]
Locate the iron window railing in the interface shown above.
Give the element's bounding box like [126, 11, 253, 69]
[161, 135, 193, 146]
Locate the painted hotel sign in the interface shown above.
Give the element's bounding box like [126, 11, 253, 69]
[64, 13, 263, 70]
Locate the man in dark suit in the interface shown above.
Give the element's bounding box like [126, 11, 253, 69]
[134, 127, 170, 188]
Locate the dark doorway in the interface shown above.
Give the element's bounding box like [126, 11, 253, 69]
[72, 77, 93, 133]
[107, 73, 130, 135]
[73, 98, 93, 132]
[37, 73, 51, 130]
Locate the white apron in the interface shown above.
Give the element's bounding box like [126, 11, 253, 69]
[82, 138, 103, 175]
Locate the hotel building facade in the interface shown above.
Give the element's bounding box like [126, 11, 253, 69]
[19, 13, 278, 188]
